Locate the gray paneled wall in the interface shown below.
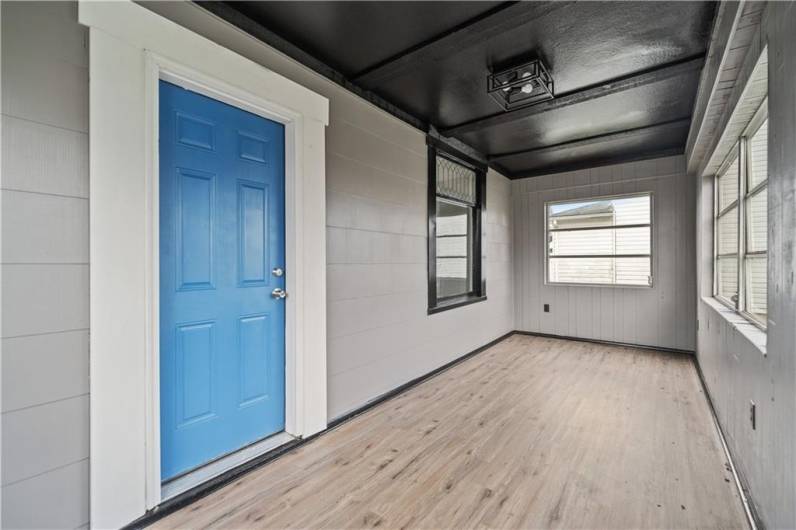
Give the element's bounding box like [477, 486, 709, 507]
[695, 4, 796, 529]
[512, 156, 696, 351]
[1, 2, 90, 528]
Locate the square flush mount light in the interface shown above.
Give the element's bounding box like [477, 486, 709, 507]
[487, 58, 554, 110]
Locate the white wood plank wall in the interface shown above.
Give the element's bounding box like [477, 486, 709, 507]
[1, 2, 90, 528]
[512, 156, 696, 351]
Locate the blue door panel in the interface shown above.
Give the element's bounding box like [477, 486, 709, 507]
[160, 81, 286, 481]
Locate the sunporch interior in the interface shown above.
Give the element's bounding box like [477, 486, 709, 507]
[1, 1, 794, 529]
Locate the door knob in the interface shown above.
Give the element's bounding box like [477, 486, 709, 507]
[272, 267, 284, 277]
[271, 288, 287, 299]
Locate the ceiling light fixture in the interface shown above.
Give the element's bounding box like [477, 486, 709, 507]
[487, 58, 554, 111]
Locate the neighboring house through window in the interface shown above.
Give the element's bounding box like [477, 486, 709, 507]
[546, 193, 653, 287]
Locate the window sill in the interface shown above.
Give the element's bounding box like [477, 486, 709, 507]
[701, 296, 767, 355]
[428, 294, 487, 315]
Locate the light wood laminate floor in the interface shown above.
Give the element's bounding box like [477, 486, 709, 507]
[155, 334, 747, 529]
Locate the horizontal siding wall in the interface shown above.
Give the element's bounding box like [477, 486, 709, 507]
[143, 2, 515, 422]
[1, 2, 90, 529]
[512, 156, 696, 351]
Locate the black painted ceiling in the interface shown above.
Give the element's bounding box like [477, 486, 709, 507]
[210, 1, 715, 178]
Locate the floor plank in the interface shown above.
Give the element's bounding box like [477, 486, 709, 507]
[154, 335, 747, 529]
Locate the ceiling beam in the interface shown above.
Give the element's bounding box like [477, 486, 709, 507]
[352, 1, 576, 88]
[199, 1, 428, 132]
[441, 55, 705, 137]
[489, 118, 692, 161]
[511, 148, 686, 180]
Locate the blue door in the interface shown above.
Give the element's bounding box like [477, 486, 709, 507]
[159, 81, 286, 481]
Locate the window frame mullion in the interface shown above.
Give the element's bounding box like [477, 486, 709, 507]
[738, 138, 747, 312]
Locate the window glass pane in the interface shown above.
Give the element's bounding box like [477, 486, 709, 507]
[717, 256, 738, 302]
[548, 195, 650, 230]
[615, 257, 652, 286]
[436, 156, 476, 204]
[549, 257, 614, 285]
[748, 119, 768, 189]
[548, 257, 650, 286]
[717, 207, 738, 255]
[746, 187, 767, 253]
[717, 156, 739, 211]
[745, 254, 767, 322]
[436, 198, 472, 298]
[548, 226, 650, 256]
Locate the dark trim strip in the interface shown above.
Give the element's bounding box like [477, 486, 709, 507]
[196, 3, 509, 176]
[692, 358, 760, 530]
[124, 435, 307, 529]
[511, 148, 684, 180]
[489, 118, 692, 161]
[513, 330, 695, 355]
[328, 330, 514, 427]
[426, 135, 488, 171]
[352, 2, 575, 88]
[442, 55, 705, 137]
[127, 329, 702, 528]
[428, 294, 488, 315]
[198, 1, 427, 132]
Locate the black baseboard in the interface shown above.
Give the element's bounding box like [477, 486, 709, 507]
[328, 330, 515, 428]
[127, 330, 515, 529]
[692, 357, 762, 530]
[127, 329, 703, 528]
[514, 330, 695, 355]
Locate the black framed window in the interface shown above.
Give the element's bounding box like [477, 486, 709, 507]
[427, 141, 486, 314]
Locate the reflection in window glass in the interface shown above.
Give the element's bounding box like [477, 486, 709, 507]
[717, 156, 739, 211]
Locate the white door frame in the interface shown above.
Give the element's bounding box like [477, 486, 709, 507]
[79, 3, 328, 528]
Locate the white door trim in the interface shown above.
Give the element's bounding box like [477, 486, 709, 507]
[79, 2, 328, 528]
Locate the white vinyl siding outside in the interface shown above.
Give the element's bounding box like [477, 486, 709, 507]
[546, 193, 652, 286]
[744, 119, 767, 324]
[713, 109, 768, 328]
[715, 155, 740, 304]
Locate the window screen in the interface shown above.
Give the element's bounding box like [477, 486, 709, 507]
[546, 193, 652, 286]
